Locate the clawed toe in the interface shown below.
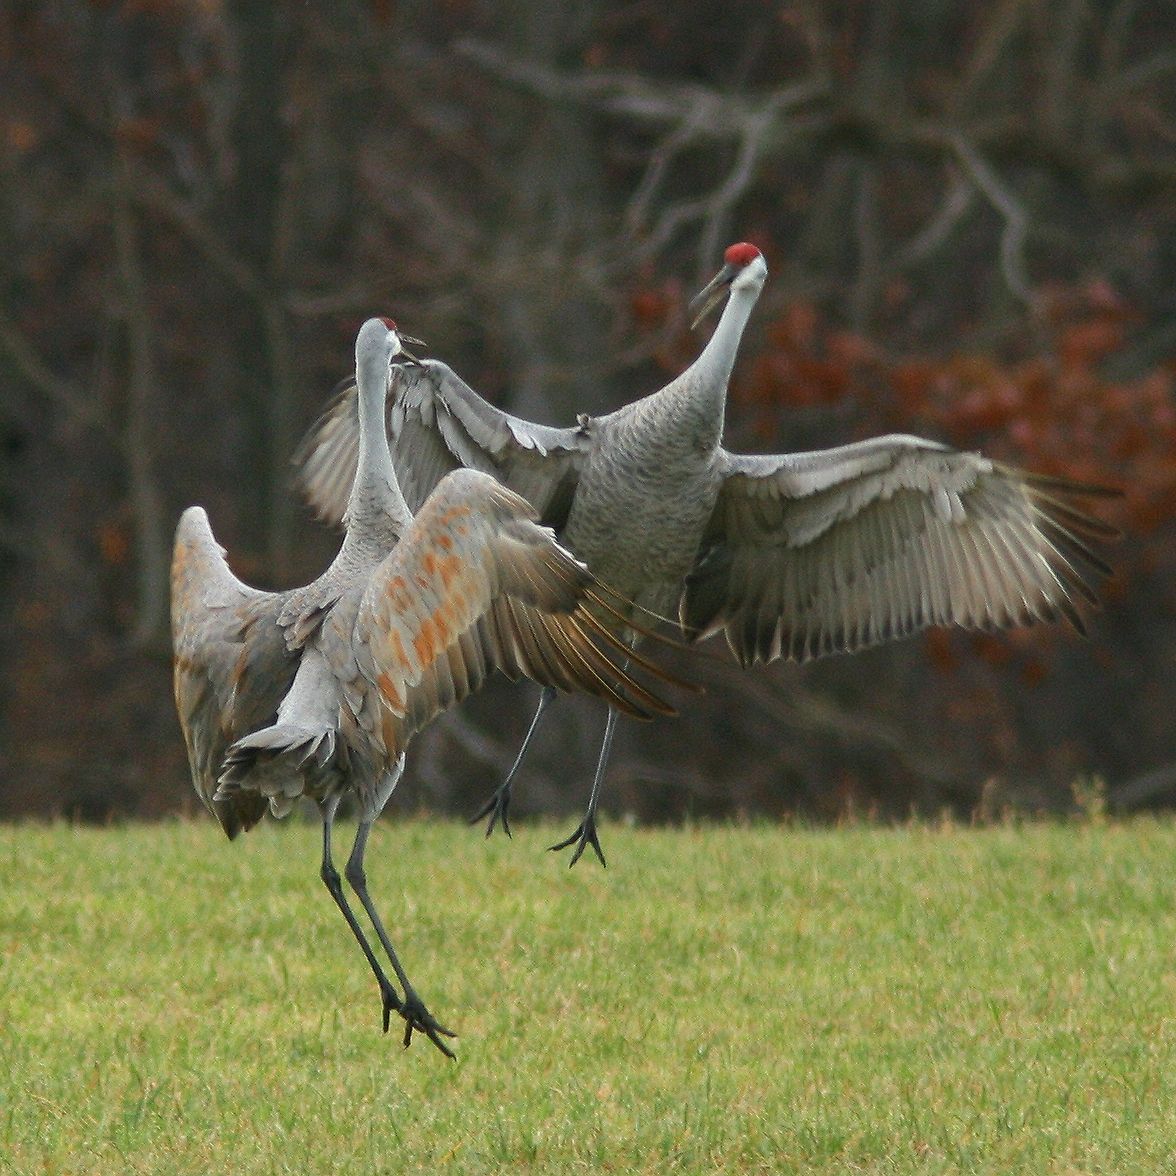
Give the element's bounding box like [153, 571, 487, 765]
[375, 967, 455, 1058]
[548, 818, 607, 868]
[400, 993, 457, 1059]
[470, 789, 512, 839]
[379, 982, 403, 1034]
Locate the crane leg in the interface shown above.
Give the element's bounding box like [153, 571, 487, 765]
[470, 685, 556, 838]
[548, 704, 617, 869]
[345, 819, 457, 1059]
[318, 799, 405, 1031]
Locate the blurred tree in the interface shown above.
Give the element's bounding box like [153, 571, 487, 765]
[0, 0, 1171, 823]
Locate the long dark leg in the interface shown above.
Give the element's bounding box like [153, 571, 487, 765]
[345, 819, 457, 1059]
[317, 798, 403, 1030]
[471, 685, 556, 838]
[549, 704, 618, 869]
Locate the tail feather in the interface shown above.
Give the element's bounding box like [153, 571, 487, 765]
[217, 724, 343, 818]
[213, 792, 270, 840]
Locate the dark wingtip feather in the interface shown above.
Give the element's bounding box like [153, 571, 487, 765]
[1052, 588, 1089, 635]
[1022, 470, 1124, 499]
[1029, 488, 1123, 541]
[1035, 517, 1115, 583]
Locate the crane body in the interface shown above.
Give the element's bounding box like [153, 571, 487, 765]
[172, 319, 682, 1056]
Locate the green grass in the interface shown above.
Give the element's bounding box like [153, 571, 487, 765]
[2, 817, 1176, 1174]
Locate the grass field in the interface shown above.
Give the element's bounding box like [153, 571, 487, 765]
[2, 816, 1175, 1174]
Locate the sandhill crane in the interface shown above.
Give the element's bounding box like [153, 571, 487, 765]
[171, 318, 682, 1057]
[297, 245, 1118, 868]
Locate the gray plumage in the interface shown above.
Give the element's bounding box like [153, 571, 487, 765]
[296, 245, 1118, 864]
[171, 318, 680, 1057]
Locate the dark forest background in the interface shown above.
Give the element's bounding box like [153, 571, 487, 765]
[1, 0, 1173, 827]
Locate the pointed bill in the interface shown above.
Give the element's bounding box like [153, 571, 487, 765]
[688, 263, 737, 329]
[397, 334, 427, 364]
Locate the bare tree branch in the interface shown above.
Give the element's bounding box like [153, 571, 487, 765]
[1113, 50, 1176, 93]
[260, 298, 295, 579]
[0, 307, 118, 443]
[126, 160, 301, 578]
[624, 104, 712, 236]
[454, 37, 829, 138]
[948, 0, 1028, 117]
[129, 171, 268, 303]
[112, 156, 169, 648]
[947, 132, 1031, 302]
[454, 37, 1176, 198]
[282, 285, 380, 318]
[697, 105, 781, 269]
[889, 171, 974, 271]
[849, 164, 881, 331]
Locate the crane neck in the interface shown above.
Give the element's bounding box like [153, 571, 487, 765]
[345, 353, 411, 541]
[649, 277, 761, 453]
[691, 280, 759, 413]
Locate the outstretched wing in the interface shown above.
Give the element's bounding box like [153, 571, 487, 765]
[350, 468, 680, 760]
[296, 360, 590, 528]
[170, 506, 296, 837]
[682, 435, 1119, 666]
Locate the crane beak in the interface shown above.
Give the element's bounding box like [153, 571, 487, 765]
[396, 334, 427, 365]
[688, 263, 737, 329]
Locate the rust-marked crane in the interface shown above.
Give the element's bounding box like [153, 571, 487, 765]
[171, 318, 681, 1057]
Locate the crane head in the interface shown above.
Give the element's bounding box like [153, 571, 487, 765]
[357, 317, 428, 366]
[377, 316, 427, 364]
[688, 242, 767, 329]
[355, 318, 426, 392]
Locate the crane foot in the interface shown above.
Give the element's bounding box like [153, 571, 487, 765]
[548, 817, 607, 869]
[378, 982, 404, 1034]
[470, 786, 512, 839]
[398, 990, 457, 1060]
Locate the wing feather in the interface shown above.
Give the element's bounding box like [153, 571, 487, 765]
[351, 469, 681, 761]
[170, 507, 293, 837]
[683, 439, 1118, 666]
[296, 360, 591, 528]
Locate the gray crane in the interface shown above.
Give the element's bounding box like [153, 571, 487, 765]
[171, 318, 682, 1057]
[296, 245, 1118, 868]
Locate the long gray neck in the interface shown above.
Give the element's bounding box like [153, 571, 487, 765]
[690, 282, 759, 419]
[344, 353, 412, 543]
[642, 281, 760, 452]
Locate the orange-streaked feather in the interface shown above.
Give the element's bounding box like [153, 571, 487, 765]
[352, 469, 677, 762]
